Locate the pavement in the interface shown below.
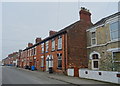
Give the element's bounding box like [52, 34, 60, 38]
[2, 66, 119, 85]
[40, 71, 119, 85]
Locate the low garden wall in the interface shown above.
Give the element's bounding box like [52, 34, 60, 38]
[79, 69, 120, 84]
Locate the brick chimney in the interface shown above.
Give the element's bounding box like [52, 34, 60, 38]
[35, 38, 42, 43]
[79, 7, 91, 24]
[28, 43, 33, 47]
[49, 30, 57, 36]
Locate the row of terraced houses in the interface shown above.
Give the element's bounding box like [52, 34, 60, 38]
[2, 7, 120, 84]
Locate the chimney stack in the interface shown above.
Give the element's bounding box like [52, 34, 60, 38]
[35, 37, 42, 43]
[79, 7, 91, 24]
[49, 30, 57, 36]
[28, 43, 33, 47]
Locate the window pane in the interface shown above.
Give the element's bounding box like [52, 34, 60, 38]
[93, 54, 99, 59]
[52, 40, 55, 51]
[92, 32, 95, 38]
[46, 42, 49, 52]
[57, 54, 62, 69]
[60, 38, 62, 48]
[92, 39, 96, 45]
[58, 60, 62, 68]
[41, 58, 44, 67]
[113, 52, 120, 61]
[94, 61, 98, 68]
[58, 37, 62, 49]
[58, 56, 62, 59]
[119, 30, 120, 38]
[110, 21, 120, 40]
[110, 21, 118, 31]
[114, 62, 120, 71]
[111, 31, 118, 40]
[41, 44, 44, 53]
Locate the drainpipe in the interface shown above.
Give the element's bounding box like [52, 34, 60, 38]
[64, 33, 67, 74]
[43, 42, 45, 71]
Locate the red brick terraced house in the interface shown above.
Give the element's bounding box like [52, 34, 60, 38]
[3, 52, 19, 66]
[3, 7, 93, 77]
[18, 7, 93, 77]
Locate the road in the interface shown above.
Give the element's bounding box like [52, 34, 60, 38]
[2, 66, 68, 84]
[2, 66, 119, 86]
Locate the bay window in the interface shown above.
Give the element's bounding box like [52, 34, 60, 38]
[113, 52, 120, 71]
[110, 21, 120, 40]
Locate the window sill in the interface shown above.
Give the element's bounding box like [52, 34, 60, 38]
[91, 44, 97, 46]
[51, 50, 55, 52]
[57, 49, 62, 51]
[110, 38, 120, 43]
[92, 68, 99, 70]
[113, 61, 120, 63]
[57, 67, 62, 70]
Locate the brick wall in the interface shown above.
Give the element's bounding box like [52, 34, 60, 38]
[67, 21, 92, 76]
[36, 34, 66, 73]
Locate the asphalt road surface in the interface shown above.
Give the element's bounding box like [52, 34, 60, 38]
[2, 66, 119, 86]
[2, 66, 69, 84]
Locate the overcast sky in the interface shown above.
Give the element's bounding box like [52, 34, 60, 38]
[1, 2, 118, 60]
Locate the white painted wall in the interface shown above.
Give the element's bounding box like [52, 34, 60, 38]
[67, 69, 74, 76]
[79, 69, 120, 84]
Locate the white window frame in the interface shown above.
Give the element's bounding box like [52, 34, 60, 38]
[112, 51, 120, 62]
[92, 59, 99, 70]
[91, 31, 97, 46]
[90, 51, 100, 70]
[57, 53, 62, 69]
[109, 20, 120, 41]
[58, 36, 62, 50]
[45, 41, 49, 52]
[41, 56, 44, 67]
[49, 55, 53, 67]
[52, 38, 55, 51]
[112, 50, 120, 71]
[41, 43, 44, 53]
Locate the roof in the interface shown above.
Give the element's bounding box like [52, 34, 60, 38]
[90, 11, 120, 28]
[23, 21, 80, 51]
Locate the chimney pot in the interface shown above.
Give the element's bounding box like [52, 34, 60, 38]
[79, 7, 91, 24]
